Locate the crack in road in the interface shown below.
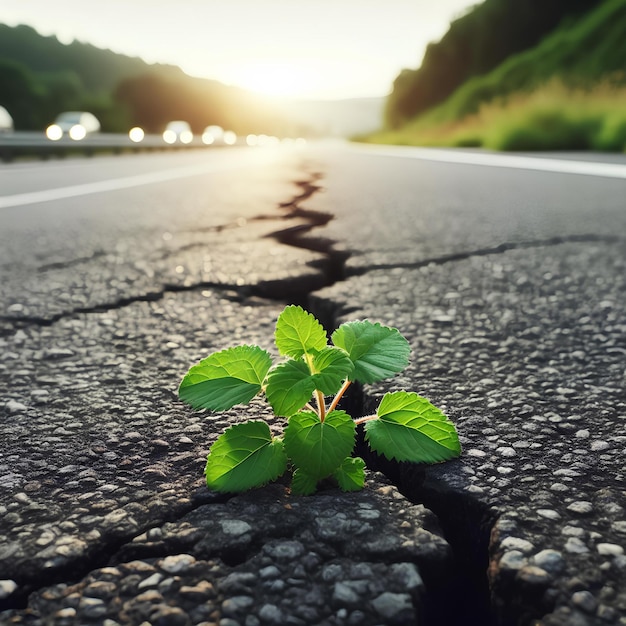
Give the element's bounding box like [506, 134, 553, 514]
[0, 173, 346, 336]
[347, 233, 625, 276]
[0, 169, 466, 623]
[35, 250, 109, 273]
[5, 167, 620, 340]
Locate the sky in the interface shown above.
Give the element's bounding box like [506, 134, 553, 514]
[0, 0, 478, 100]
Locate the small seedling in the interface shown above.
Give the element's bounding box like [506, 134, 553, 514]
[179, 305, 461, 495]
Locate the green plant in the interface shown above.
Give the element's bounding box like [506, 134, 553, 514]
[178, 305, 461, 495]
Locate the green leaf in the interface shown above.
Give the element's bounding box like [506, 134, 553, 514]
[365, 391, 461, 464]
[179, 345, 272, 411]
[291, 469, 318, 495]
[333, 456, 366, 492]
[275, 305, 327, 359]
[205, 421, 287, 492]
[265, 360, 316, 417]
[265, 346, 353, 417]
[284, 410, 356, 480]
[311, 346, 354, 395]
[332, 321, 410, 384]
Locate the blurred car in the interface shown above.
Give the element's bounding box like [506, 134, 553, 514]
[163, 121, 193, 144]
[46, 111, 101, 141]
[0, 105, 13, 132]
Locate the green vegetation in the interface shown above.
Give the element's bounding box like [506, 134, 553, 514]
[0, 23, 296, 135]
[375, 0, 626, 152]
[178, 305, 461, 495]
[367, 79, 626, 151]
[384, 0, 602, 129]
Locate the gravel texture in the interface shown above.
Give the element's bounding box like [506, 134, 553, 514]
[311, 242, 626, 625]
[1, 471, 452, 626]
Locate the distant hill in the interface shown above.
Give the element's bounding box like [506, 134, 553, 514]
[0, 23, 181, 93]
[0, 23, 294, 135]
[0, 23, 383, 138]
[385, 0, 604, 129]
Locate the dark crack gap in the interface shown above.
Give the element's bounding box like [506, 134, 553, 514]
[0, 281, 241, 336]
[36, 249, 109, 273]
[278, 174, 324, 210]
[347, 233, 625, 277]
[355, 433, 498, 626]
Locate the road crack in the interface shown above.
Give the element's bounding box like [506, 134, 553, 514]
[0, 171, 346, 335]
[347, 233, 625, 277]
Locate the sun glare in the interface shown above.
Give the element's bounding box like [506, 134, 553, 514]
[226, 60, 322, 99]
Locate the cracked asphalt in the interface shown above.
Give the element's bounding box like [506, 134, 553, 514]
[0, 144, 625, 626]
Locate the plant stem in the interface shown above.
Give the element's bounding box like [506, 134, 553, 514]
[353, 414, 377, 426]
[316, 389, 326, 422]
[328, 380, 352, 413]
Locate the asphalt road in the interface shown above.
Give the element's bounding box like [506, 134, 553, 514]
[2, 143, 624, 323]
[1, 143, 625, 625]
[0, 146, 323, 329]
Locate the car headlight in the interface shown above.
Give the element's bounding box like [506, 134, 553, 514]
[69, 124, 87, 141]
[46, 124, 63, 141]
[179, 130, 193, 144]
[163, 129, 177, 144]
[129, 127, 145, 143]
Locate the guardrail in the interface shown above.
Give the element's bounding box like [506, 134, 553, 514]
[0, 131, 224, 162]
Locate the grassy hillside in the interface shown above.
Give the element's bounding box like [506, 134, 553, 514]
[427, 0, 626, 123]
[366, 0, 626, 151]
[384, 0, 602, 129]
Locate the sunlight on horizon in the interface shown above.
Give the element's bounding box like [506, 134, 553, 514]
[219, 56, 394, 100]
[225, 60, 318, 99]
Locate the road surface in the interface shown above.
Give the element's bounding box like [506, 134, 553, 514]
[1, 143, 625, 626]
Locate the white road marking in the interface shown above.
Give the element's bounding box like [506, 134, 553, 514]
[354, 144, 626, 180]
[0, 159, 246, 209]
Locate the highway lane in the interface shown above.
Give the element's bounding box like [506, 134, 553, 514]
[0, 145, 316, 325]
[0, 147, 282, 203]
[2, 142, 624, 320]
[0, 147, 303, 262]
[303, 142, 626, 271]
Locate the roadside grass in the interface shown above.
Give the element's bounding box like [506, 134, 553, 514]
[362, 78, 626, 152]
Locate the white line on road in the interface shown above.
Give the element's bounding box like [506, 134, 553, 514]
[0, 159, 247, 209]
[355, 145, 626, 179]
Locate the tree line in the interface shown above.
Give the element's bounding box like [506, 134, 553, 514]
[0, 24, 295, 135]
